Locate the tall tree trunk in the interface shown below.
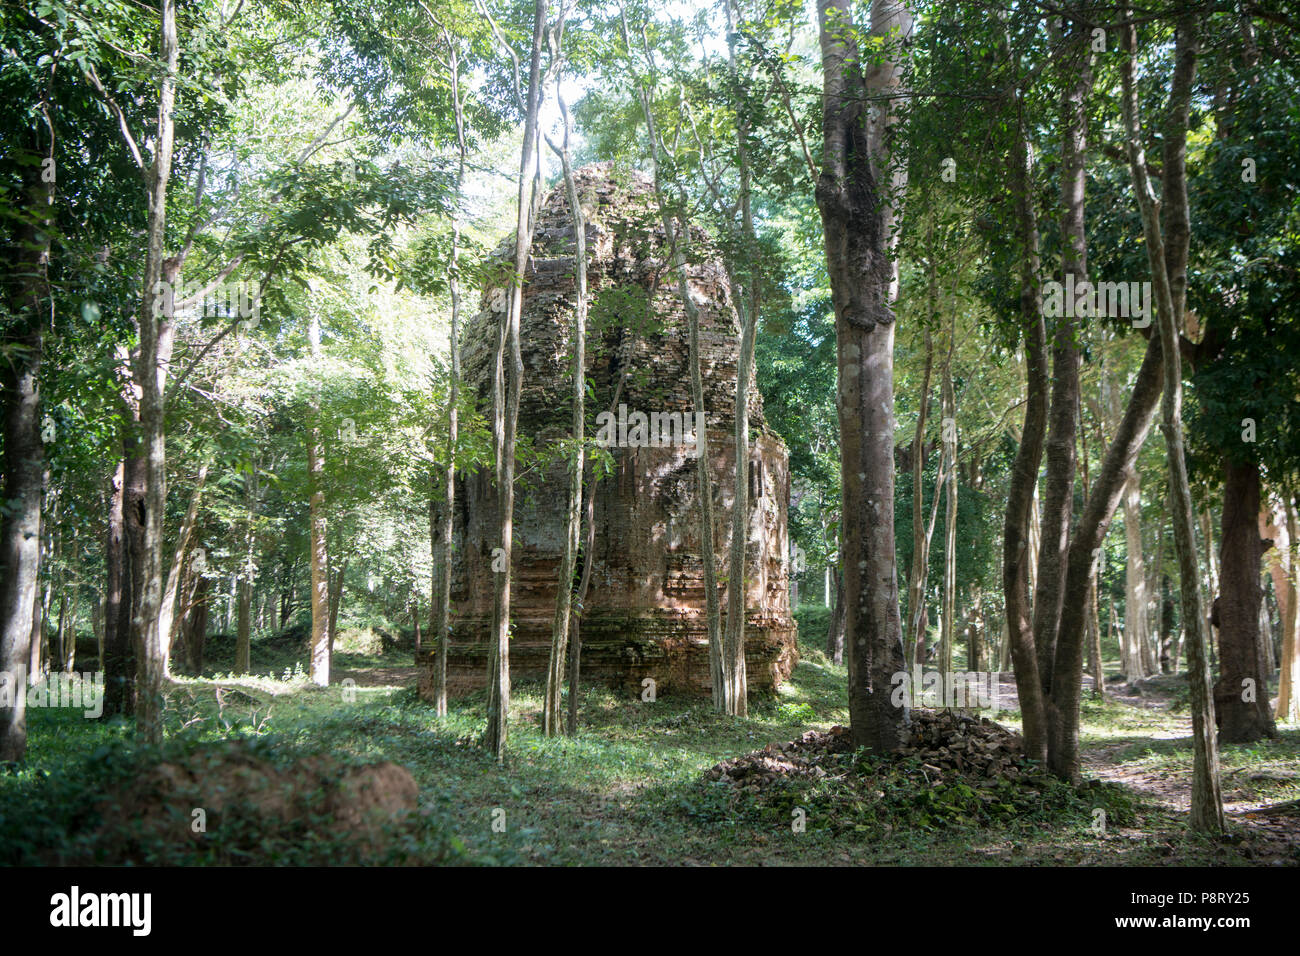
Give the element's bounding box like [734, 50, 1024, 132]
[826, 566, 845, 665]
[1000, 69, 1050, 764]
[1033, 11, 1090, 701]
[29, 508, 47, 685]
[129, 0, 180, 746]
[940, 326, 957, 676]
[160, 462, 207, 675]
[307, 315, 330, 687]
[626, 6, 726, 712]
[484, 0, 547, 761]
[1078, 389, 1105, 698]
[102, 461, 133, 717]
[815, 0, 911, 752]
[543, 89, 586, 735]
[431, 28, 467, 720]
[1121, 470, 1148, 679]
[719, 0, 757, 717]
[907, 326, 934, 666]
[235, 462, 257, 674]
[326, 556, 347, 655]
[1119, 9, 1223, 830]
[1200, 506, 1219, 668]
[1263, 499, 1299, 723]
[0, 130, 52, 759]
[184, 573, 209, 676]
[1216, 459, 1275, 742]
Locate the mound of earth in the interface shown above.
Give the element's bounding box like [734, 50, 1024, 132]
[705, 710, 1025, 791]
[94, 744, 420, 864]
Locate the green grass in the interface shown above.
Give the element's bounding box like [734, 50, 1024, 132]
[2, 640, 1297, 866]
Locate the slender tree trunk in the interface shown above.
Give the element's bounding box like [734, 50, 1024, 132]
[625, 13, 726, 711]
[907, 326, 934, 666]
[1034, 12, 1090, 701]
[307, 315, 330, 687]
[719, 1, 757, 717]
[1119, 9, 1223, 829]
[1278, 501, 1299, 723]
[160, 462, 207, 675]
[543, 90, 586, 735]
[1121, 471, 1148, 679]
[127, 0, 180, 746]
[826, 566, 845, 665]
[102, 461, 133, 716]
[184, 573, 209, 676]
[815, 0, 911, 752]
[29, 506, 47, 685]
[940, 328, 957, 677]
[1001, 74, 1050, 764]
[1200, 506, 1218, 669]
[485, 0, 547, 761]
[432, 30, 467, 720]
[326, 556, 348, 655]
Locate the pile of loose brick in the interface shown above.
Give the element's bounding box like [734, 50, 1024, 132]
[704, 710, 1026, 792]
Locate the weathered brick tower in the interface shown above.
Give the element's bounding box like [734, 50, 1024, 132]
[417, 163, 797, 700]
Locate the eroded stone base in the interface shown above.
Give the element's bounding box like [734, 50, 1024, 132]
[416, 612, 797, 700]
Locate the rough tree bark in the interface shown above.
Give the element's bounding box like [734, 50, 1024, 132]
[815, 0, 912, 752]
[124, 0, 181, 746]
[1032, 14, 1090, 698]
[1217, 459, 1275, 742]
[0, 130, 52, 760]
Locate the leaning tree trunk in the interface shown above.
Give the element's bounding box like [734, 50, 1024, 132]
[815, 0, 911, 752]
[1000, 79, 1050, 765]
[1118, 8, 1224, 830]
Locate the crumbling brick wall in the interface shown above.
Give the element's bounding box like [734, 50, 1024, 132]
[417, 163, 797, 700]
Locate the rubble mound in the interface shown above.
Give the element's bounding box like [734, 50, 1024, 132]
[93, 743, 424, 864]
[706, 710, 1024, 790]
[692, 709, 1136, 838]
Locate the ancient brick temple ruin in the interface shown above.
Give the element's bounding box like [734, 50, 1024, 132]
[417, 163, 797, 700]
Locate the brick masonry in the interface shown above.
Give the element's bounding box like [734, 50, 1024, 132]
[417, 163, 798, 700]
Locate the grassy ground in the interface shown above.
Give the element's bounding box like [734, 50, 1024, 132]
[3, 621, 1297, 866]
